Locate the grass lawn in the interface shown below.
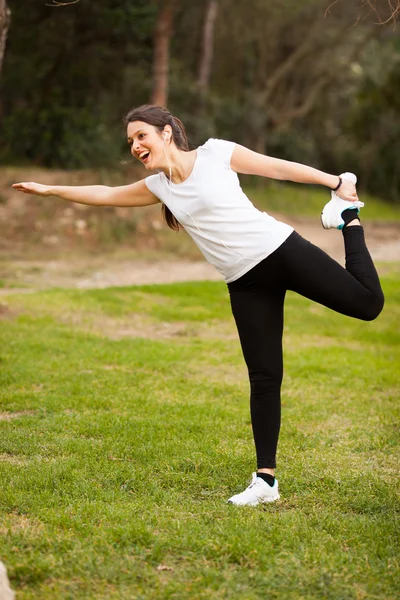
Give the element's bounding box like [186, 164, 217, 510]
[0, 266, 399, 599]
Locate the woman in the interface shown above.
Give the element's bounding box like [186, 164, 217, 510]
[13, 105, 384, 506]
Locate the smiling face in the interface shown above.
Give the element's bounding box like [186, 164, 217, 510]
[127, 120, 168, 170]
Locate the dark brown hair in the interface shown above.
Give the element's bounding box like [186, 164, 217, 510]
[125, 104, 190, 231]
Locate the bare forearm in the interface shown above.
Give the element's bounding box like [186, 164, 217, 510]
[13, 178, 159, 207]
[46, 185, 111, 206]
[274, 159, 339, 189]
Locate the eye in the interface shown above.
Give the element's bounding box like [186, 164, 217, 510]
[138, 133, 145, 140]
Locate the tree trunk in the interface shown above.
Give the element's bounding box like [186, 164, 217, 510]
[197, 0, 218, 93]
[0, 0, 10, 76]
[151, 0, 177, 107]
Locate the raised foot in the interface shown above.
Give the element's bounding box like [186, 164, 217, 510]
[321, 172, 364, 230]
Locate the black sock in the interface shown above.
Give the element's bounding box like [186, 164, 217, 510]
[257, 472, 275, 487]
[342, 208, 360, 227]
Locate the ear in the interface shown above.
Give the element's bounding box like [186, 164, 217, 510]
[163, 126, 172, 141]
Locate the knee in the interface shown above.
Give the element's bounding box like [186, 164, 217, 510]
[360, 292, 385, 321]
[249, 368, 283, 392]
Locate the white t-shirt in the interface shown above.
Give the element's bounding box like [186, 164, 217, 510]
[145, 138, 293, 283]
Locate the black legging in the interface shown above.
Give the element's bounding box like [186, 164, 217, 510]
[227, 226, 384, 469]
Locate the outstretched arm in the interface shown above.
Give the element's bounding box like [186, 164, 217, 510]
[12, 179, 160, 207]
[231, 144, 359, 202]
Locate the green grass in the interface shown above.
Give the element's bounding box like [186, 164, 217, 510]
[245, 181, 400, 221]
[1, 267, 399, 599]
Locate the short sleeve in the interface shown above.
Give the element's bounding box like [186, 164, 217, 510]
[144, 173, 163, 199]
[203, 138, 236, 167]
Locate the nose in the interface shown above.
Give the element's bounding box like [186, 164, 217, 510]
[131, 140, 141, 156]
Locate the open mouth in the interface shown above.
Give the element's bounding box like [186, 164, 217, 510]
[139, 151, 150, 164]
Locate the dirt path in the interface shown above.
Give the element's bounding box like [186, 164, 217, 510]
[1, 217, 398, 292]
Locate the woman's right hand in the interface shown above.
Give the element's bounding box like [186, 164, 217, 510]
[12, 182, 51, 196]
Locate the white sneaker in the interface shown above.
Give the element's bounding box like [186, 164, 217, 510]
[321, 172, 364, 230]
[227, 473, 280, 506]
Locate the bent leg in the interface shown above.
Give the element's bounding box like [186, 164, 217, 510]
[228, 284, 286, 469]
[342, 225, 384, 310]
[281, 229, 384, 320]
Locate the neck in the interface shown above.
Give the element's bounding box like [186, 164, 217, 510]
[160, 146, 196, 184]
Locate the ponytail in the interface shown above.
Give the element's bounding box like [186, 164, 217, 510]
[171, 116, 190, 152]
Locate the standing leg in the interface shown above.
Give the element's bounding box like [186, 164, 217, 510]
[227, 255, 288, 505]
[228, 263, 286, 470]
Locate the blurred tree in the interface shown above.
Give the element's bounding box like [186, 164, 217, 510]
[202, 0, 399, 200]
[330, 0, 400, 24]
[0, 0, 158, 166]
[211, 1, 381, 152]
[152, 0, 178, 106]
[197, 0, 219, 95]
[0, 0, 398, 200]
[0, 0, 10, 74]
[345, 39, 400, 198]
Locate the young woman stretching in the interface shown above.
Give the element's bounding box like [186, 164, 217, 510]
[13, 105, 384, 506]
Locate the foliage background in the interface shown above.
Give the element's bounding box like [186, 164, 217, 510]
[0, 0, 399, 201]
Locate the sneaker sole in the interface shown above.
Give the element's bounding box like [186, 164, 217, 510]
[227, 500, 259, 507]
[260, 493, 280, 503]
[321, 204, 360, 230]
[320, 210, 342, 230]
[228, 493, 280, 506]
